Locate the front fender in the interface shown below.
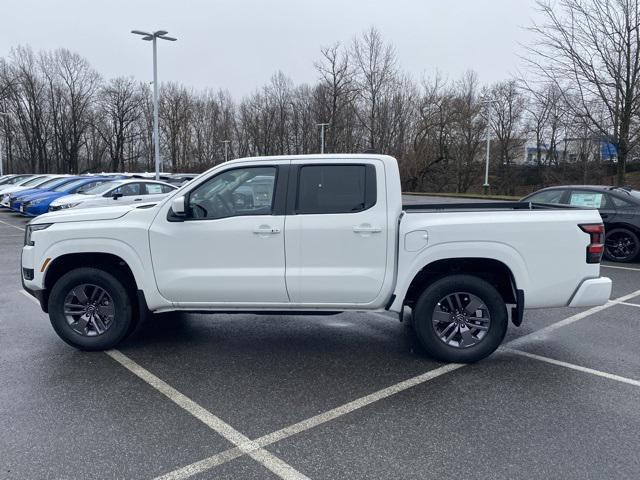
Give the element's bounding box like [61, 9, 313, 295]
[40, 238, 148, 289]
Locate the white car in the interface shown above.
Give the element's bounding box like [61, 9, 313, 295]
[22, 154, 611, 363]
[48, 179, 177, 211]
[0, 175, 64, 206]
[0, 175, 45, 195]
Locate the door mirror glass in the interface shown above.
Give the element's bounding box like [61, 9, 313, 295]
[171, 195, 186, 216]
[112, 192, 123, 200]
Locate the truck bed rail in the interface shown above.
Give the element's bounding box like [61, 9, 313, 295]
[402, 201, 577, 212]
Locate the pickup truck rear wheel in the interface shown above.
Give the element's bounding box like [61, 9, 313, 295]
[413, 275, 508, 363]
[48, 267, 133, 351]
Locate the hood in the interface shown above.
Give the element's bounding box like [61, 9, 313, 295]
[21, 191, 59, 202]
[33, 203, 147, 224]
[49, 193, 96, 206]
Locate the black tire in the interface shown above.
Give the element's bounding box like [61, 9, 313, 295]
[48, 267, 133, 351]
[603, 228, 640, 263]
[413, 274, 508, 363]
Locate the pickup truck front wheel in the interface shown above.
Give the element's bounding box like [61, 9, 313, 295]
[48, 268, 133, 351]
[413, 275, 508, 363]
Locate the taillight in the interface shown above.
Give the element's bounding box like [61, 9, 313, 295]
[579, 223, 605, 263]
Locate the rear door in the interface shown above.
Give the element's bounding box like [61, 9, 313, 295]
[284, 160, 388, 305]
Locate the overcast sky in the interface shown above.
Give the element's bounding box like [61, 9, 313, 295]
[1, 0, 541, 97]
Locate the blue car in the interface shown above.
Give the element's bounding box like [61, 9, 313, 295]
[20, 177, 112, 216]
[9, 177, 80, 211]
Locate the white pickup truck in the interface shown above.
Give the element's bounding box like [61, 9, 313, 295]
[21, 154, 612, 363]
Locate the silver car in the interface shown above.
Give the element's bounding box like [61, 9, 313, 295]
[48, 179, 177, 211]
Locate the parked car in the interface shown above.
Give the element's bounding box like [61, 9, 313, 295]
[0, 175, 36, 192]
[48, 179, 177, 211]
[1, 176, 59, 207]
[0, 175, 47, 195]
[22, 154, 611, 363]
[18, 177, 112, 216]
[522, 185, 640, 262]
[7, 176, 79, 211]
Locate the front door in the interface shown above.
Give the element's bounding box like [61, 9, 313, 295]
[149, 164, 289, 305]
[284, 161, 388, 305]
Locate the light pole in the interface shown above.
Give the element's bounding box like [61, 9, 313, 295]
[0, 112, 9, 176]
[481, 101, 497, 195]
[131, 29, 177, 180]
[221, 140, 231, 162]
[317, 123, 329, 154]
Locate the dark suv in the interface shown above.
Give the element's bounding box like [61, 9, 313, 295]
[522, 185, 640, 263]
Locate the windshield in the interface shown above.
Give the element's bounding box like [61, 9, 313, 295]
[42, 177, 76, 189]
[30, 177, 61, 188]
[21, 176, 48, 187]
[82, 180, 124, 195]
[53, 178, 90, 192]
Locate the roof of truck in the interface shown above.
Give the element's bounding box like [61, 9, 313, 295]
[224, 153, 397, 167]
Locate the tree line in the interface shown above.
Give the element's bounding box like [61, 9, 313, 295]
[2, 0, 640, 194]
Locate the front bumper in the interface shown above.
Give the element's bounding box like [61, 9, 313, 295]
[21, 246, 48, 312]
[568, 277, 612, 307]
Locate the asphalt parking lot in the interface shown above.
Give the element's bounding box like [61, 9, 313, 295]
[1, 201, 640, 480]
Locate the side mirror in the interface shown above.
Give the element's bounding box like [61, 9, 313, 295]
[171, 195, 186, 216]
[112, 192, 123, 200]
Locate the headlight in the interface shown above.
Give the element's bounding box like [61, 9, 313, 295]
[24, 223, 52, 246]
[30, 198, 44, 205]
[58, 202, 81, 209]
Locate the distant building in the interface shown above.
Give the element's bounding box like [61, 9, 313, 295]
[518, 137, 617, 165]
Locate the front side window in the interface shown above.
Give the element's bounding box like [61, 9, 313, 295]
[112, 183, 142, 196]
[188, 166, 276, 220]
[296, 164, 376, 214]
[526, 189, 566, 204]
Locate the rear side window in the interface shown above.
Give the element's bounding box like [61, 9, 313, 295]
[569, 191, 604, 208]
[610, 195, 637, 210]
[295, 164, 376, 214]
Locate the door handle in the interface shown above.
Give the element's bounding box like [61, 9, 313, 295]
[134, 198, 143, 201]
[353, 225, 382, 234]
[253, 226, 281, 234]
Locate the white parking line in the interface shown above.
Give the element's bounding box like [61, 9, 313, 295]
[105, 350, 310, 480]
[152, 362, 464, 480]
[506, 288, 640, 348]
[16, 283, 640, 480]
[0, 219, 25, 231]
[617, 301, 640, 309]
[601, 264, 640, 272]
[502, 348, 640, 387]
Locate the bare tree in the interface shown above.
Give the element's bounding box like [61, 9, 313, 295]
[352, 26, 398, 151]
[528, 0, 640, 185]
[96, 77, 143, 172]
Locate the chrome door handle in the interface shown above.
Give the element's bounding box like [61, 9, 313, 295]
[353, 225, 382, 233]
[253, 226, 281, 234]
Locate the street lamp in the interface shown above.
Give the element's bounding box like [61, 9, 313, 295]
[0, 112, 9, 177]
[221, 140, 231, 162]
[131, 29, 177, 180]
[317, 123, 329, 154]
[480, 100, 498, 195]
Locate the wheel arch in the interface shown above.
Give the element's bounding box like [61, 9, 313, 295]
[401, 257, 518, 310]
